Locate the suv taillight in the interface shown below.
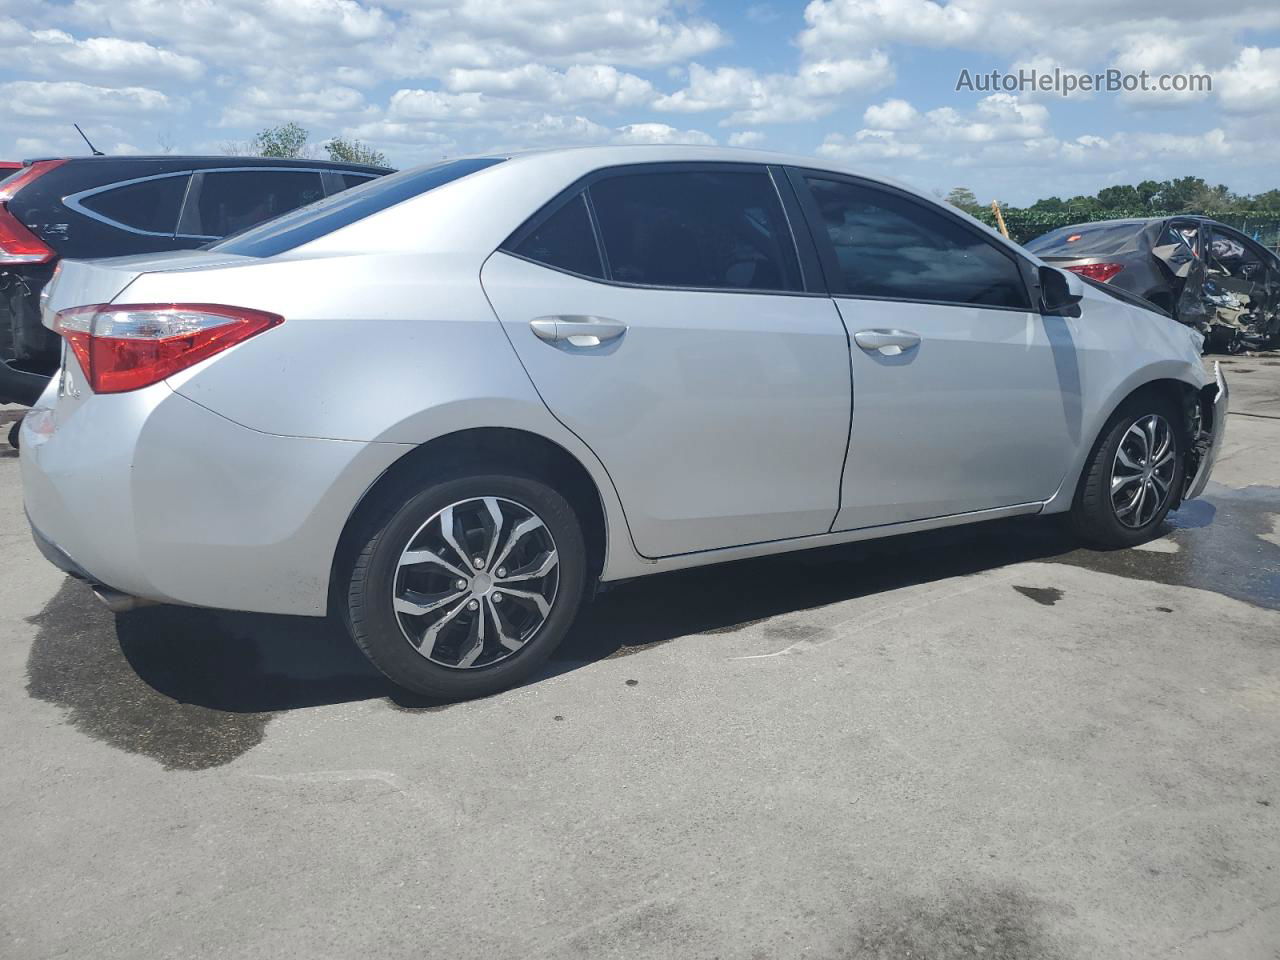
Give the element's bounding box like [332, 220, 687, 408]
[53, 303, 284, 393]
[0, 204, 55, 265]
[0, 159, 67, 266]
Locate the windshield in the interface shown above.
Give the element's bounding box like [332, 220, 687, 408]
[209, 157, 505, 258]
[1025, 222, 1146, 258]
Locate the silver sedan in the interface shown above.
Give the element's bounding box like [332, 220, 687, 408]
[20, 146, 1227, 699]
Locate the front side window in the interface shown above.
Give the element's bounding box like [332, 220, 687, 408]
[805, 177, 1030, 308]
[509, 192, 603, 279]
[588, 169, 800, 292]
[192, 170, 325, 238]
[79, 175, 188, 235]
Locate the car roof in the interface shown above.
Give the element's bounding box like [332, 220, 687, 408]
[1047, 214, 1222, 233]
[17, 154, 391, 174]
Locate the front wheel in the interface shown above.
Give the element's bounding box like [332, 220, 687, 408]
[343, 471, 587, 700]
[1071, 395, 1185, 548]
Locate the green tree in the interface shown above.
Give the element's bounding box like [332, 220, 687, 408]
[251, 122, 310, 158]
[944, 186, 981, 214]
[324, 137, 388, 167]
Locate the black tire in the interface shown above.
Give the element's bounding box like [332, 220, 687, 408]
[7, 419, 19, 450]
[342, 469, 586, 701]
[1071, 392, 1185, 548]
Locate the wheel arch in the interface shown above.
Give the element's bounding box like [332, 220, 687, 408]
[328, 427, 623, 613]
[1042, 370, 1207, 514]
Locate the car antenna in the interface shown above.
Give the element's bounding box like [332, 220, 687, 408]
[73, 123, 105, 156]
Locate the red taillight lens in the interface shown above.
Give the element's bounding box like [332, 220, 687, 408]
[1063, 262, 1124, 283]
[0, 160, 67, 266]
[0, 159, 66, 202]
[0, 203, 56, 265]
[54, 303, 284, 393]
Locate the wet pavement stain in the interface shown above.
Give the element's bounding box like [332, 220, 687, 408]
[841, 881, 1072, 960]
[1013, 585, 1064, 606]
[1042, 483, 1280, 612]
[25, 579, 421, 769]
[23, 481, 1279, 764]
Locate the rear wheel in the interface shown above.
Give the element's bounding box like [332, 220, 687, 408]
[1071, 394, 1185, 548]
[343, 470, 586, 700]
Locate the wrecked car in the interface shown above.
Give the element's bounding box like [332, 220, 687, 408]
[1026, 216, 1280, 352]
[22, 147, 1227, 701]
[0, 155, 391, 409]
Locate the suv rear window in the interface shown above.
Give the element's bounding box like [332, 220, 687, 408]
[211, 158, 504, 257]
[79, 175, 188, 235]
[190, 170, 325, 237]
[1025, 222, 1145, 258]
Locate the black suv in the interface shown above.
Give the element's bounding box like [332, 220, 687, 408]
[0, 155, 391, 405]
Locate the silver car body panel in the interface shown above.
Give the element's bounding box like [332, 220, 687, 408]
[22, 145, 1219, 616]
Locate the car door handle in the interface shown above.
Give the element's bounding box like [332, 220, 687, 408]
[853, 329, 921, 355]
[530, 316, 628, 347]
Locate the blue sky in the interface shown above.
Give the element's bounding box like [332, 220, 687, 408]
[1, 0, 1278, 204]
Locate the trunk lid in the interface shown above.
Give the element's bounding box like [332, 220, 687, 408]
[40, 250, 253, 330]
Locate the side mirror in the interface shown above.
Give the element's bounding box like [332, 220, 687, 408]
[1039, 265, 1083, 316]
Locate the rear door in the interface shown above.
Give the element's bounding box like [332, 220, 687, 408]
[788, 169, 1075, 530]
[481, 163, 852, 558]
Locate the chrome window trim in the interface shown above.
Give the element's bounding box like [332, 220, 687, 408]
[63, 170, 194, 239]
[65, 166, 346, 240]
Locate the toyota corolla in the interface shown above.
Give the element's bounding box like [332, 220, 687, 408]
[20, 146, 1227, 700]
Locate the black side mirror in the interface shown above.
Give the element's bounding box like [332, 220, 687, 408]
[1039, 265, 1083, 316]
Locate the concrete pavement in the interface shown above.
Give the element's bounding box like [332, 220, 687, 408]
[0, 358, 1277, 959]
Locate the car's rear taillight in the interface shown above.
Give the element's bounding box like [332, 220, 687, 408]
[1064, 262, 1124, 283]
[0, 203, 56, 265]
[0, 159, 67, 266]
[53, 303, 283, 393]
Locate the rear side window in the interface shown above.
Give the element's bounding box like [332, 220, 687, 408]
[191, 170, 324, 238]
[79, 175, 188, 235]
[509, 192, 603, 279]
[211, 158, 504, 257]
[804, 177, 1030, 309]
[589, 169, 800, 291]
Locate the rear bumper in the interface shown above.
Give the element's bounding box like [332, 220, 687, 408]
[1184, 362, 1228, 501]
[21, 384, 411, 615]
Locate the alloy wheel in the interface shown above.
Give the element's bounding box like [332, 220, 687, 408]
[1110, 414, 1176, 529]
[392, 497, 559, 669]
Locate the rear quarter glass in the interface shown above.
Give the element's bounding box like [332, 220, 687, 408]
[209, 158, 504, 258]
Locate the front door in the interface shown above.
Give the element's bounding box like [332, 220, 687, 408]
[789, 170, 1076, 530]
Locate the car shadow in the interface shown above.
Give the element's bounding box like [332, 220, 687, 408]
[33, 512, 1084, 724]
[34, 497, 1274, 770]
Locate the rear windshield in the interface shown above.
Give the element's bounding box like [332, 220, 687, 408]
[1025, 222, 1145, 258]
[209, 157, 504, 257]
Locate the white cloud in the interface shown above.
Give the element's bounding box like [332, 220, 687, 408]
[0, 24, 205, 81]
[444, 63, 654, 108]
[1216, 47, 1280, 113]
[0, 80, 173, 118]
[727, 131, 766, 147]
[862, 98, 918, 130]
[654, 53, 892, 125]
[612, 122, 714, 145]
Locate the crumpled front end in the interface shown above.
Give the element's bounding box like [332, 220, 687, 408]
[1183, 361, 1229, 501]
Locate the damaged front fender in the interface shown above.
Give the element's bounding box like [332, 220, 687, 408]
[1183, 362, 1229, 501]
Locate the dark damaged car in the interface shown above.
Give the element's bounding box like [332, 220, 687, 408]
[0, 155, 391, 407]
[1026, 216, 1280, 352]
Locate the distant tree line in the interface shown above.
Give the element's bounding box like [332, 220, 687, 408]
[944, 178, 1280, 247]
[223, 122, 389, 167]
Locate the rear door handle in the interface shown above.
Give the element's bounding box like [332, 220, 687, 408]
[853, 329, 921, 356]
[530, 316, 627, 347]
